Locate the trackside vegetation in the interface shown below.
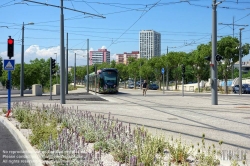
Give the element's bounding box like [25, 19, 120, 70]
[6, 101, 247, 166]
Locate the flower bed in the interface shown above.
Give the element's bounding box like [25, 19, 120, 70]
[2, 101, 247, 166]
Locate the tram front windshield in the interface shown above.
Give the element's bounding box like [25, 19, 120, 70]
[103, 71, 117, 84]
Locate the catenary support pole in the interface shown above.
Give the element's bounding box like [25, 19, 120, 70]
[87, 39, 89, 93]
[239, 28, 244, 95]
[211, 0, 218, 105]
[20, 23, 24, 97]
[60, 0, 65, 104]
[66, 33, 68, 94]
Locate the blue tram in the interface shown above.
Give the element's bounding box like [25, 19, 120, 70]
[85, 68, 119, 94]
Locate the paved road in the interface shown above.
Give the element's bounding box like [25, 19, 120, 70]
[0, 123, 29, 166]
[1, 88, 250, 163]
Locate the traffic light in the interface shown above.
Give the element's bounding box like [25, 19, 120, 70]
[181, 65, 185, 78]
[182, 65, 185, 73]
[50, 58, 56, 74]
[6, 80, 10, 89]
[7, 38, 14, 58]
[216, 54, 222, 61]
[204, 56, 211, 61]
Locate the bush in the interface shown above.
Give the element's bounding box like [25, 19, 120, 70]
[167, 136, 193, 164]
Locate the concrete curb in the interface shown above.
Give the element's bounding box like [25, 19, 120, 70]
[0, 116, 43, 166]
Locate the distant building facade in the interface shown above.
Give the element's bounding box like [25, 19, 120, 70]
[89, 48, 110, 65]
[139, 30, 161, 59]
[116, 51, 140, 64]
[234, 60, 250, 73]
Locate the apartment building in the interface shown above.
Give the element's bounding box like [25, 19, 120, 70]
[116, 51, 140, 64]
[89, 48, 110, 65]
[139, 30, 161, 59]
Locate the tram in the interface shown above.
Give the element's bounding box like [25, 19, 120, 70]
[85, 68, 119, 94]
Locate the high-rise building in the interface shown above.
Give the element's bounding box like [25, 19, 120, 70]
[89, 48, 110, 65]
[139, 30, 161, 59]
[116, 51, 140, 64]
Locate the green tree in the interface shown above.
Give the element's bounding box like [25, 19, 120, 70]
[127, 57, 139, 88]
[217, 36, 249, 93]
[165, 52, 187, 90]
[190, 44, 211, 92]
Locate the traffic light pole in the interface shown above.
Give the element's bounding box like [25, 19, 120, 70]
[163, 73, 165, 94]
[6, 71, 12, 117]
[182, 76, 184, 97]
[50, 57, 52, 100]
[182, 65, 185, 97]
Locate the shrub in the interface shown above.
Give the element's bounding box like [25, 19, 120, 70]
[167, 135, 193, 164]
[195, 134, 221, 166]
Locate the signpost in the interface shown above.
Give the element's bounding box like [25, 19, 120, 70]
[4, 59, 15, 117]
[161, 68, 165, 94]
[5, 36, 15, 117]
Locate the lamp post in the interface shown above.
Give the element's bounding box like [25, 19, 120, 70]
[20, 22, 34, 97]
[239, 28, 244, 95]
[140, 62, 142, 90]
[74, 53, 76, 89]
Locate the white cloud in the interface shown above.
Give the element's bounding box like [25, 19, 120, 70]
[111, 53, 116, 61]
[0, 51, 7, 58]
[25, 45, 60, 57]
[101, 46, 106, 49]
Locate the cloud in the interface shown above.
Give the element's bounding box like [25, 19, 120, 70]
[0, 51, 7, 57]
[25, 45, 60, 57]
[111, 53, 116, 61]
[101, 46, 106, 49]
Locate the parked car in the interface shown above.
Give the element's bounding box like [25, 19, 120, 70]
[128, 83, 135, 89]
[148, 84, 159, 90]
[232, 84, 250, 94]
[136, 81, 143, 87]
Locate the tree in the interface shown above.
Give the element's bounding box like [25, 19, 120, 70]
[147, 57, 165, 89]
[190, 44, 211, 92]
[217, 36, 249, 94]
[110, 60, 116, 68]
[127, 57, 139, 89]
[165, 52, 187, 90]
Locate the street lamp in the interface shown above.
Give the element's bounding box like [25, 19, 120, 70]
[239, 28, 244, 95]
[74, 53, 76, 89]
[20, 22, 34, 96]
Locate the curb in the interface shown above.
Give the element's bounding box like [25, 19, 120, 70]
[0, 116, 43, 166]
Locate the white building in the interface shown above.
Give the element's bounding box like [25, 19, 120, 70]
[139, 30, 161, 59]
[89, 48, 110, 65]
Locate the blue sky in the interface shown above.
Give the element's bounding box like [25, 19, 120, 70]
[0, 0, 250, 67]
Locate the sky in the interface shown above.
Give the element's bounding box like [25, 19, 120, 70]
[0, 0, 250, 67]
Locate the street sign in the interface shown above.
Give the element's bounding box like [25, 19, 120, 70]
[161, 68, 165, 74]
[4, 59, 15, 71]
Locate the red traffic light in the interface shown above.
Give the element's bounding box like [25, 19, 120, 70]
[8, 39, 14, 45]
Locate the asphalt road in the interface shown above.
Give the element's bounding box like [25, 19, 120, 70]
[0, 123, 29, 166]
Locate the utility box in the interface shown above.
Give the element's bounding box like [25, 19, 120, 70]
[32, 84, 42, 96]
[53, 84, 60, 95]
